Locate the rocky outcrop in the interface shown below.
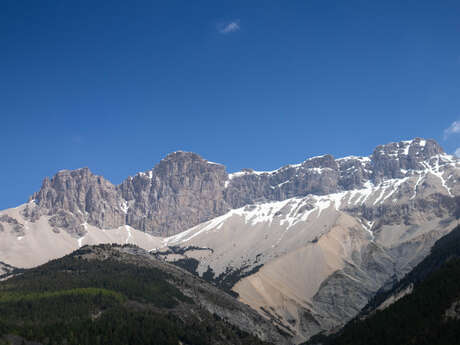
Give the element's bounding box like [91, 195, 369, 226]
[0, 215, 25, 236]
[119, 152, 230, 236]
[337, 156, 372, 190]
[348, 194, 458, 228]
[224, 155, 340, 208]
[370, 138, 444, 182]
[48, 210, 87, 237]
[28, 168, 126, 235]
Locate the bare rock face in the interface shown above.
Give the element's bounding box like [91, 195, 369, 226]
[23, 138, 455, 237]
[224, 155, 341, 209]
[119, 152, 230, 236]
[337, 156, 372, 190]
[371, 138, 444, 182]
[225, 138, 447, 210]
[0, 215, 25, 236]
[48, 210, 87, 237]
[30, 168, 126, 235]
[27, 153, 231, 237]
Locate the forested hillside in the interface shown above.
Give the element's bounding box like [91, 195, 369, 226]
[0, 244, 279, 345]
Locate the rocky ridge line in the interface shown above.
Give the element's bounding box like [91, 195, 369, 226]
[22, 138, 456, 236]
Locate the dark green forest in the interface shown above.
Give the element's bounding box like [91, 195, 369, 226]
[0, 247, 271, 345]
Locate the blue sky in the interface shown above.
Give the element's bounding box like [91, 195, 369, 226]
[1, 0, 460, 209]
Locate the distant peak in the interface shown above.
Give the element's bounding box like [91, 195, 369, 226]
[373, 137, 444, 158]
[56, 167, 92, 175]
[160, 151, 224, 166]
[162, 151, 203, 161]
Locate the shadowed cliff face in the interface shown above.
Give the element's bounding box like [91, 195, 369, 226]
[23, 138, 453, 237]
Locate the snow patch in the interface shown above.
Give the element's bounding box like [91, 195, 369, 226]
[402, 141, 411, 155]
[357, 218, 374, 241]
[421, 157, 453, 197]
[138, 171, 154, 179]
[410, 173, 425, 200]
[120, 201, 129, 214]
[355, 181, 375, 205]
[77, 236, 85, 248]
[207, 160, 224, 166]
[125, 225, 132, 244]
[380, 177, 410, 204]
[337, 156, 371, 162]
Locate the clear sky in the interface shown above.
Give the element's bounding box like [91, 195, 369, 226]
[1, 0, 460, 209]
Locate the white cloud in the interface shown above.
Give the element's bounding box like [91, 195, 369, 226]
[444, 120, 460, 139]
[218, 20, 240, 34]
[455, 148, 460, 158]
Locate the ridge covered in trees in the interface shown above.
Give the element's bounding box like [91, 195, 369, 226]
[0, 245, 272, 345]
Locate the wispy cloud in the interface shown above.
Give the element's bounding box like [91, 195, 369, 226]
[455, 148, 460, 157]
[444, 120, 460, 140]
[218, 20, 240, 34]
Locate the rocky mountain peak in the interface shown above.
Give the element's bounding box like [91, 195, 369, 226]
[27, 167, 126, 234]
[119, 150, 229, 236]
[372, 138, 443, 160]
[302, 154, 338, 169]
[153, 150, 227, 179]
[371, 138, 446, 182]
[33, 167, 92, 195]
[161, 150, 204, 162]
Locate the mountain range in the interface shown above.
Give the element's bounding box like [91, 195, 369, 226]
[0, 137, 459, 343]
